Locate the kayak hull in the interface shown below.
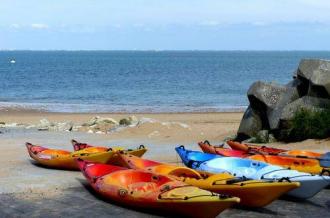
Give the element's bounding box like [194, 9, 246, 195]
[227, 140, 323, 158]
[227, 140, 286, 154]
[96, 185, 237, 218]
[199, 141, 246, 157]
[78, 160, 239, 218]
[183, 175, 299, 207]
[249, 154, 325, 175]
[176, 146, 330, 199]
[199, 141, 329, 175]
[256, 165, 330, 199]
[288, 176, 330, 199]
[117, 152, 298, 207]
[26, 142, 147, 170]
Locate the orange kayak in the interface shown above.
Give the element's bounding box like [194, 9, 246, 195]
[77, 159, 239, 218]
[199, 141, 330, 175]
[249, 154, 327, 175]
[199, 141, 248, 157]
[227, 141, 323, 158]
[26, 142, 147, 170]
[115, 153, 299, 207]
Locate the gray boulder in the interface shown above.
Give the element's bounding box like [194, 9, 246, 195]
[39, 118, 53, 128]
[298, 59, 330, 80]
[267, 86, 299, 129]
[247, 81, 299, 129]
[247, 81, 287, 109]
[286, 77, 303, 97]
[236, 58, 330, 141]
[237, 106, 262, 140]
[128, 116, 139, 126]
[37, 118, 53, 130]
[285, 78, 301, 88]
[298, 59, 330, 98]
[84, 116, 118, 126]
[280, 96, 330, 122]
[56, 122, 73, 131]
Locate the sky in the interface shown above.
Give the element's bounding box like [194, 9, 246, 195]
[1, 0, 330, 50]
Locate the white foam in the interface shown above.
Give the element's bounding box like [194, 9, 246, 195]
[0, 101, 247, 113]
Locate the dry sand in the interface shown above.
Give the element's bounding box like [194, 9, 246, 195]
[0, 110, 243, 144]
[1, 110, 329, 217]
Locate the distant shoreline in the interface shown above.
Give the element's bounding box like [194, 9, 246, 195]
[2, 50, 330, 52]
[0, 108, 245, 114]
[0, 101, 247, 114]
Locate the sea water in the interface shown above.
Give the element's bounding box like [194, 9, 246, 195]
[1, 51, 330, 112]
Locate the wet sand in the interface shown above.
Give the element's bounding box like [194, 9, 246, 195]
[1, 110, 330, 217]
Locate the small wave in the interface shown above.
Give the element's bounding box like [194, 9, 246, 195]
[0, 101, 247, 113]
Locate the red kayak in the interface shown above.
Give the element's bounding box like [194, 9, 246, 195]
[77, 159, 238, 218]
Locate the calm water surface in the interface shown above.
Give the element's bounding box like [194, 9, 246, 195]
[1, 51, 330, 112]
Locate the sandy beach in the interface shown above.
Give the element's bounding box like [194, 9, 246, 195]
[0, 109, 243, 145]
[1, 109, 330, 150]
[0, 110, 244, 192]
[1, 110, 330, 217]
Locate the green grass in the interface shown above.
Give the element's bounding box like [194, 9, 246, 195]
[282, 108, 330, 141]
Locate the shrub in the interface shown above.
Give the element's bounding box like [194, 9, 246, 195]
[282, 108, 330, 141]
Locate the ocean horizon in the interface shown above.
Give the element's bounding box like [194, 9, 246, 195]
[1, 50, 330, 113]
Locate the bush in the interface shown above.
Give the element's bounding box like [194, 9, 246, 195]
[282, 108, 330, 141]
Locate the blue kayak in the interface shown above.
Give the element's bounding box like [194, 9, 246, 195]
[175, 145, 330, 199]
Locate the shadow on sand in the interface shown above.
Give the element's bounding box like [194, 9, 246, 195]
[280, 195, 325, 208]
[233, 205, 279, 216]
[29, 160, 77, 171]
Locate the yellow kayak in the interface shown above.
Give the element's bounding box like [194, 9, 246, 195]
[26, 142, 147, 170]
[183, 174, 299, 207]
[116, 153, 300, 207]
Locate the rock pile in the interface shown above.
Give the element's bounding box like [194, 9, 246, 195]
[0, 115, 140, 134]
[237, 59, 330, 142]
[79, 116, 138, 133]
[37, 118, 74, 131]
